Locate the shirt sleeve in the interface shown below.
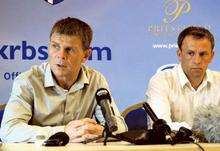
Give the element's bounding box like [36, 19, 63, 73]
[0, 76, 65, 143]
[110, 98, 128, 134]
[94, 100, 128, 134]
[93, 74, 127, 134]
[146, 73, 191, 131]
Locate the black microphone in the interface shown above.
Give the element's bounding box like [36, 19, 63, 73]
[143, 102, 159, 122]
[143, 102, 195, 144]
[143, 102, 173, 144]
[96, 88, 118, 133]
[43, 132, 69, 146]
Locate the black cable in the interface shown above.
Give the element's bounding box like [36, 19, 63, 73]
[170, 141, 205, 151]
[192, 142, 205, 151]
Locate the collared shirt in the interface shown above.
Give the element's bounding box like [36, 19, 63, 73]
[1, 62, 127, 142]
[146, 64, 220, 130]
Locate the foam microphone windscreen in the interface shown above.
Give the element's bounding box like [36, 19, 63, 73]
[192, 105, 220, 143]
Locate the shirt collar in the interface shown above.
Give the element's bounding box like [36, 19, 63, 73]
[44, 64, 89, 88]
[206, 69, 214, 84]
[76, 65, 89, 85]
[44, 64, 55, 87]
[177, 64, 189, 88]
[177, 64, 213, 88]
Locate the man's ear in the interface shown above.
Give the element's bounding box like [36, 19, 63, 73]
[209, 50, 215, 63]
[177, 49, 182, 61]
[82, 48, 92, 63]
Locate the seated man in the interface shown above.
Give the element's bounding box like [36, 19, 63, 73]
[0, 17, 127, 143]
[146, 26, 220, 131]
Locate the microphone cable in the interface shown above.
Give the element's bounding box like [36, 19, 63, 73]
[170, 140, 205, 151]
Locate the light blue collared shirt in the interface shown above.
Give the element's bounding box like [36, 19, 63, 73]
[1, 62, 127, 142]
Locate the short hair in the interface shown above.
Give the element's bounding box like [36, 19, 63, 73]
[178, 26, 215, 50]
[50, 17, 93, 50]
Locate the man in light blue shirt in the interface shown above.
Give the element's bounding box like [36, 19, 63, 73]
[1, 17, 127, 143]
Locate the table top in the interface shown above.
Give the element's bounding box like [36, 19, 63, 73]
[1, 142, 220, 151]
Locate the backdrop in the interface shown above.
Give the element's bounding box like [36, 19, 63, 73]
[1, 0, 220, 111]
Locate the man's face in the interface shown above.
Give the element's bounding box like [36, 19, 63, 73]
[48, 33, 90, 80]
[177, 35, 214, 81]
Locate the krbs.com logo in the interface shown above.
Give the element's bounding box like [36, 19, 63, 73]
[45, 0, 64, 5]
[0, 41, 112, 61]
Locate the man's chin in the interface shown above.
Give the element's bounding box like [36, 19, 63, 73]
[191, 71, 204, 79]
[53, 71, 68, 78]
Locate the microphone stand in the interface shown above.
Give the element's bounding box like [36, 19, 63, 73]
[103, 123, 112, 146]
[82, 123, 113, 145]
[143, 102, 174, 144]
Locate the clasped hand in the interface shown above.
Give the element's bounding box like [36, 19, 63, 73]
[64, 118, 104, 143]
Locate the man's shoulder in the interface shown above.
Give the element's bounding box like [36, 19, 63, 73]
[208, 69, 220, 75]
[82, 65, 105, 78]
[16, 62, 48, 81]
[207, 69, 220, 81]
[151, 65, 177, 82]
[81, 65, 109, 88]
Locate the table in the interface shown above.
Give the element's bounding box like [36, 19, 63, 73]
[1, 142, 220, 151]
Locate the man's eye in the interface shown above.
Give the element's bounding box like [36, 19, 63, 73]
[66, 48, 75, 53]
[199, 52, 207, 57]
[51, 44, 59, 49]
[188, 51, 194, 56]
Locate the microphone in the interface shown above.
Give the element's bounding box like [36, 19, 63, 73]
[43, 132, 69, 146]
[192, 105, 220, 143]
[115, 102, 194, 145]
[96, 88, 118, 133]
[143, 102, 173, 144]
[142, 102, 160, 122]
[143, 102, 195, 144]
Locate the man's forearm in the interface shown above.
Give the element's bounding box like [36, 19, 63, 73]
[1, 122, 65, 143]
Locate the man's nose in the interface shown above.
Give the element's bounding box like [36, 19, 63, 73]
[57, 49, 67, 60]
[193, 53, 201, 64]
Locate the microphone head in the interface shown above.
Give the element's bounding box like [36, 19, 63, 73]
[95, 88, 118, 132]
[192, 105, 220, 143]
[43, 132, 69, 146]
[96, 88, 111, 105]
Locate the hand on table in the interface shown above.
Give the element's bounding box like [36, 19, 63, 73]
[64, 118, 104, 143]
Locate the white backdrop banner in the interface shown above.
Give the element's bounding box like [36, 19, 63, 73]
[1, 0, 220, 110]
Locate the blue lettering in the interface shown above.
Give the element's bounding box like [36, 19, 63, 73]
[0, 42, 111, 61]
[10, 45, 21, 59]
[38, 46, 48, 60]
[89, 47, 112, 60]
[4, 72, 10, 80]
[11, 72, 21, 80]
[0, 45, 8, 59]
[22, 41, 36, 60]
[3, 72, 21, 80]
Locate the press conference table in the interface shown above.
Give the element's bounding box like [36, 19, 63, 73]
[1, 141, 220, 151]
